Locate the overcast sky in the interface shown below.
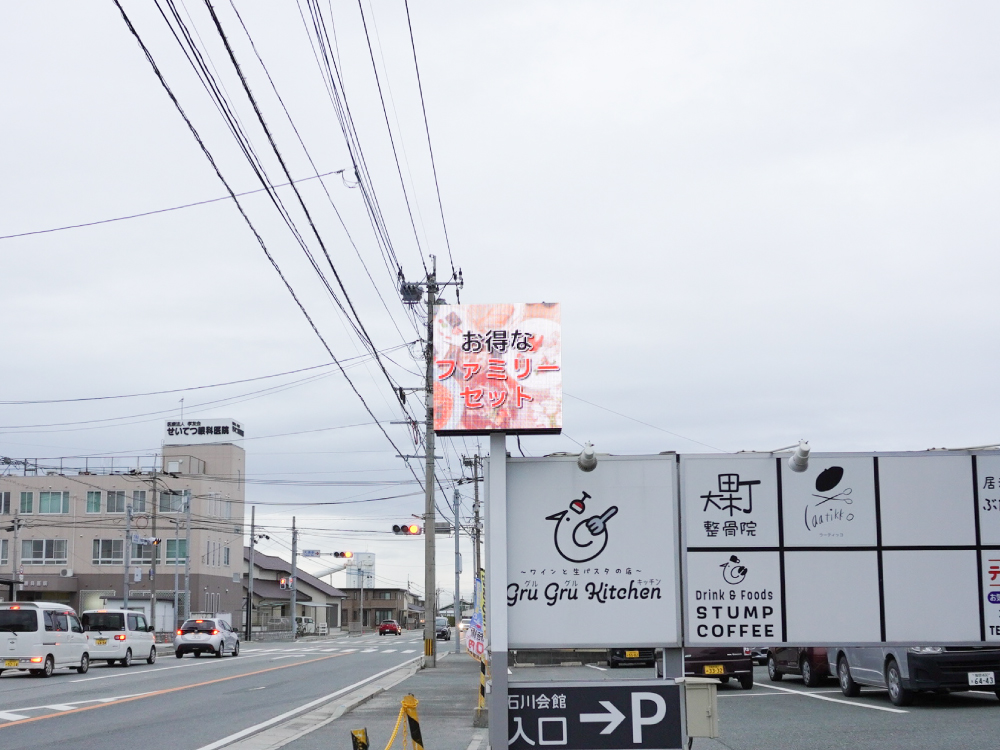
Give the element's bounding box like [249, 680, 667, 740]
[1, 2, 997, 601]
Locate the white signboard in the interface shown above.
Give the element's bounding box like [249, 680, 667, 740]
[164, 418, 245, 444]
[506, 455, 680, 648]
[682, 451, 1000, 646]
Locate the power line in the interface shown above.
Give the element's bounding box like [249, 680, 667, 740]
[0, 171, 341, 242]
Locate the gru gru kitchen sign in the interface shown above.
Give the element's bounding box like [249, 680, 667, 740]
[505, 454, 681, 648]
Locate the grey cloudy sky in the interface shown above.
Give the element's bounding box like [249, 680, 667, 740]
[1, 2, 997, 599]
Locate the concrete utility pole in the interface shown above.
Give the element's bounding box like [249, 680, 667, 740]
[454, 488, 461, 654]
[123, 504, 132, 610]
[463, 455, 483, 579]
[149, 473, 158, 631]
[423, 259, 439, 667]
[290, 516, 298, 638]
[246, 505, 255, 641]
[11, 514, 22, 602]
[173, 517, 181, 629]
[184, 492, 191, 621]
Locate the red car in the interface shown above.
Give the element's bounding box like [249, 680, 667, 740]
[767, 647, 830, 687]
[378, 620, 402, 636]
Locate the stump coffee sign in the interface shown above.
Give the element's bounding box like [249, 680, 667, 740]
[682, 451, 1000, 646]
[506, 455, 681, 648]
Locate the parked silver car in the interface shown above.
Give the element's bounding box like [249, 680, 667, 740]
[174, 618, 240, 658]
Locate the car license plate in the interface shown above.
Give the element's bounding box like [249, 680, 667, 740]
[968, 671, 996, 686]
[625, 650, 640, 659]
[4, 659, 18, 668]
[704, 664, 725, 675]
[95, 638, 108, 646]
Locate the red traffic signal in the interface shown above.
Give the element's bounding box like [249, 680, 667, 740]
[393, 524, 422, 535]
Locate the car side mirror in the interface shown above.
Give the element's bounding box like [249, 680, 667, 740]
[147, 625, 155, 633]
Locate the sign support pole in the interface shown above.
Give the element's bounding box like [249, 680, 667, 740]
[486, 432, 508, 750]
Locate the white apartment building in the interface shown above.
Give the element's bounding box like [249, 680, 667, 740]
[0, 419, 246, 630]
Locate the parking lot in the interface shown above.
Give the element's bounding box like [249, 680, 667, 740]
[701, 664, 999, 750]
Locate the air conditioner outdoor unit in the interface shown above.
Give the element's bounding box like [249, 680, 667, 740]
[59, 568, 74, 578]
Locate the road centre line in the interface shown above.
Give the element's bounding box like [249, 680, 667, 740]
[71, 657, 222, 682]
[0, 692, 150, 718]
[194, 655, 423, 750]
[0, 653, 351, 731]
[752, 682, 908, 713]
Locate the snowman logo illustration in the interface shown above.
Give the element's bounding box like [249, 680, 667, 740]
[545, 491, 619, 563]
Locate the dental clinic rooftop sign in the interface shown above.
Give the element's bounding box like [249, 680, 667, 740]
[164, 418, 245, 445]
[433, 303, 561, 435]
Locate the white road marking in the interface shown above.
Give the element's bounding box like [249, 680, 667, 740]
[0, 712, 30, 722]
[586, 664, 607, 672]
[361, 648, 377, 653]
[71, 659, 217, 682]
[321, 648, 339, 652]
[752, 682, 909, 713]
[381, 649, 397, 653]
[44, 705, 77, 711]
[402, 650, 416, 654]
[194, 656, 423, 750]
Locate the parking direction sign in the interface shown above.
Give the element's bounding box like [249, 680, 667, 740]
[507, 682, 683, 750]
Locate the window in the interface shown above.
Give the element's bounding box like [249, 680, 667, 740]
[19, 492, 33, 514]
[132, 490, 146, 513]
[223, 547, 230, 566]
[69, 614, 84, 634]
[21, 539, 67, 565]
[132, 541, 159, 564]
[0, 492, 9, 514]
[86, 491, 101, 513]
[44, 611, 69, 632]
[0, 539, 7, 565]
[106, 490, 125, 513]
[160, 490, 188, 513]
[166, 538, 187, 564]
[92, 539, 124, 565]
[39, 491, 69, 514]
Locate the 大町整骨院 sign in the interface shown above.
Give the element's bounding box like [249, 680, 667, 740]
[433, 303, 561, 435]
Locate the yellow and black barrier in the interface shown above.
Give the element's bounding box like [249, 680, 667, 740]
[360, 694, 422, 750]
[478, 660, 487, 710]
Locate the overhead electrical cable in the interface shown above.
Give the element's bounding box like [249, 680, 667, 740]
[111, 0, 422, 490]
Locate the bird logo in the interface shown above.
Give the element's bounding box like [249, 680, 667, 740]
[545, 491, 619, 563]
[720, 555, 748, 585]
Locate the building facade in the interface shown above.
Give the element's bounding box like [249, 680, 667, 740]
[340, 586, 424, 630]
[0, 432, 245, 631]
[243, 549, 346, 634]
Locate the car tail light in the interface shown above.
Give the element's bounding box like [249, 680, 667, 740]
[176, 629, 183, 635]
[210, 630, 220, 635]
[114, 634, 127, 641]
[30, 656, 43, 663]
[744, 648, 752, 656]
[10, 605, 20, 610]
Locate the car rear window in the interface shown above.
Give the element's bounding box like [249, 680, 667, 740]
[181, 620, 217, 633]
[83, 613, 125, 631]
[0, 610, 38, 632]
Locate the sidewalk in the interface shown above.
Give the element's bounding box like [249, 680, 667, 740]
[281, 651, 486, 750]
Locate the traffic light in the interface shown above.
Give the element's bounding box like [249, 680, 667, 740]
[333, 551, 354, 558]
[393, 524, 422, 535]
[279, 577, 288, 590]
[151, 538, 162, 546]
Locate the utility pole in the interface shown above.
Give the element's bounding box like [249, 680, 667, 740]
[454, 488, 461, 654]
[123, 504, 133, 610]
[173, 517, 181, 628]
[463, 455, 483, 579]
[290, 516, 298, 639]
[11, 514, 22, 602]
[246, 505, 255, 641]
[149, 472, 158, 632]
[400, 254, 462, 668]
[423, 259, 438, 667]
[183, 492, 191, 621]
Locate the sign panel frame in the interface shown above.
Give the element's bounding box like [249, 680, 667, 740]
[681, 450, 1000, 647]
[506, 454, 682, 649]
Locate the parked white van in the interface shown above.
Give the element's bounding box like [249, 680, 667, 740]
[81, 609, 157, 667]
[0, 602, 90, 677]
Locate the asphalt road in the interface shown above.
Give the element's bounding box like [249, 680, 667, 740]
[0, 632, 425, 750]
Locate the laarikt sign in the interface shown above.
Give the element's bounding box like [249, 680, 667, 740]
[164, 419, 244, 444]
[505, 455, 680, 648]
[433, 303, 561, 435]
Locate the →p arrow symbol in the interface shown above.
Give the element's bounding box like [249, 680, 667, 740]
[579, 701, 626, 734]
